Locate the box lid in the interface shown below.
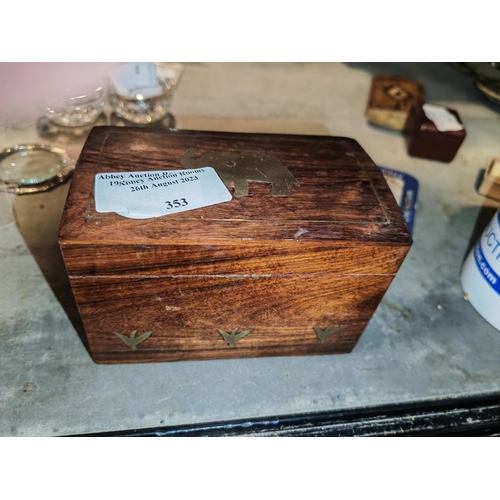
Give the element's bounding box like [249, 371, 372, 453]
[59, 127, 411, 276]
[60, 127, 410, 242]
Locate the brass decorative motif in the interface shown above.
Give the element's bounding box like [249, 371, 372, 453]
[218, 327, 253, 347]
[382, 84, 416, 113]
[114, 329, 152, 350]
[179, 148, 299, 197]
[384, 84, 411, 103]
[313, 325, 346, 342]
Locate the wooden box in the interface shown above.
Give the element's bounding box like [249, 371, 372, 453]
[365, 75, 424, 131]
[59, 127, 412, 364]
[477, 158, 500, 202]
[404, 104, 466, 162]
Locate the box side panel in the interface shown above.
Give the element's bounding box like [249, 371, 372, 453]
[408, 135, 463, 162]
[69, 274, 394, 363]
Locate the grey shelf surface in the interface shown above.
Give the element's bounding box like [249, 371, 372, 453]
[2, 63, 500, 436]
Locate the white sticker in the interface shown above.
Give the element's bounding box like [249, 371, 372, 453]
[422, 104, 464, 132]
[109, 62, 162, 98]
[94, 168, 232, 219]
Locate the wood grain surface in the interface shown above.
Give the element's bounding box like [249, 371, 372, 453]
[59, 127, 412, 244]
[71, 274, 393, 363]
[59, 127, 412, 363]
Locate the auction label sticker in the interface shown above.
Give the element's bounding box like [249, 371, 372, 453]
[94, 168, 232, 219]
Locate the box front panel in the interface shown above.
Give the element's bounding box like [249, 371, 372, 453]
[70, 274, 394, 363]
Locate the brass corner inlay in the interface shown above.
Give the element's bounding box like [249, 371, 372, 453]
[114, 329, 153, 350]
[218, 327, 253, 347]
[313, 325, 346, 342]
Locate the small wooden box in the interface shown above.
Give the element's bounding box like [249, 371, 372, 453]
[365, 75, 424, 131]
[59, 127, 412, 364]
[404, 105, 466, 162]
[478, 158, 500, 201]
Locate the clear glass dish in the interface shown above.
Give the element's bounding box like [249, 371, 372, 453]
[45, 83, 106, 127]
[108, 78, 173, 124]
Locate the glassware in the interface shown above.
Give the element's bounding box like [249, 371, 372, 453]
[37, 114, 108, 143]
[108, 78, 173, 125]
[109, 111, 175, 129]
[45, 83, 106, 127]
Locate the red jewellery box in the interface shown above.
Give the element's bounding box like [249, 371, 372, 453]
[404, 104, 466, 162]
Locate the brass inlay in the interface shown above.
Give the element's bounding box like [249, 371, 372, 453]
[114, 329, 153, 350]
[384, 84, 411, 103]
[313, 325, 346, 342]
[88, 131, 392, 225]
[218, 327, 253, 347]
[180, 148, 299, 197]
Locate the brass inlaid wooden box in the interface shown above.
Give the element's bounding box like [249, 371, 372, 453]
[59, 127, 412, 363]
[365, 75, 424, 131]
